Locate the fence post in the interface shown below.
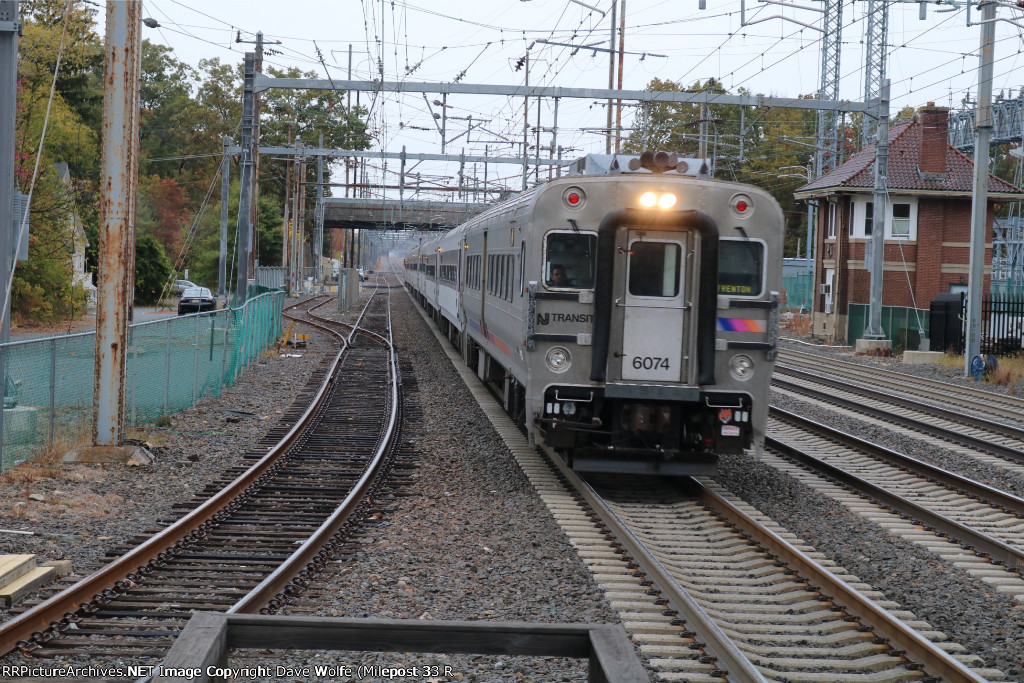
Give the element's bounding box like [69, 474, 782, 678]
[131, 339, 138, 427]
[220, 309, 231, 391]
[235, 303, 248, 383]
[49, 338, 56, 444]
[164, 319, 172, 416]
[193, 314, 201, 405]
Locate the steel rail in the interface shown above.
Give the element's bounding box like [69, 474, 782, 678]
[541, 446, 767, 683]
[229, 281, 400, 613]
[772, 374, 1024, 464]
[0, 295, 364, 656]
[770, 407, 1024, 518]
[691, 479, 988, 683]
[769, 408, 1024, 572]
[777, 348, 1024, 420]
[775, 363, 1024, 440]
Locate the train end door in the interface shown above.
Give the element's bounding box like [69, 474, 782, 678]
[619, 231, 688, 382]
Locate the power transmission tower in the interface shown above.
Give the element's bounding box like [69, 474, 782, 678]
[861, 0, 890, 147]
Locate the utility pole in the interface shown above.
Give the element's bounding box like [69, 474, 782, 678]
[234, 52, 255, 306]
[84, 0, 144, 458]
[614, 0, 626, 153]
[346, 44, 353, 200]
[218, 135, 229, 298]
[605, 0, 617, 154]
[965, 1, 997, 373]
[522, 51, 530, 190]
[864, 79, 890, 339]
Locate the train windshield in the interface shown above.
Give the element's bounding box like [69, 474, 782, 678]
[718, 238, 764, 297]
[545, 231, 597, 289]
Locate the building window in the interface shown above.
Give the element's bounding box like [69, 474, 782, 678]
[827, 203, 837, 239]
[892, 203, 911, 237]
[848, 203, 855, 237]
[864, 202, 873, 236]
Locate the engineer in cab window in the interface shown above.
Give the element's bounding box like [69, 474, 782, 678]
[547, 264, 572, 287]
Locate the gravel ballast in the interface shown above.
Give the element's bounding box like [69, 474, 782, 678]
[1, 287, 623, 682]
[711, 336, 1024, 678]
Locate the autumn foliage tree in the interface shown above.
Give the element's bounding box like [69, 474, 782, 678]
[12, 0, 370, 324]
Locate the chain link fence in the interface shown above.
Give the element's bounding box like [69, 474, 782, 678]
[846, 303, 929, 352]
[1, 287, 284, 473]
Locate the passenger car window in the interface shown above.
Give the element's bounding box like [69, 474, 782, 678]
[718, 239, 764, 297]
[544, 231, 597, 289]
[628, 241, 681, 297]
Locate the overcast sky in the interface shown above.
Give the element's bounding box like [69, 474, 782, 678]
[108, 0, 1024, 194]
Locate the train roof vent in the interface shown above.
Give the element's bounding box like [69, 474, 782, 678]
[569, 153, 710, 177]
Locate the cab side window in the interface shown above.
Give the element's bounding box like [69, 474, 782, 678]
[718, 239, 765, 297]
[544, 232, 597, 289]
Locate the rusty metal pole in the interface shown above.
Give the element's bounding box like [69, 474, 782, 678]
[92, 1, 142, 450]
[0, 0, 17, 346]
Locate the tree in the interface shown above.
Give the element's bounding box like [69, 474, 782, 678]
[623, 79, 820, 257]
[134, 232, 172, 305]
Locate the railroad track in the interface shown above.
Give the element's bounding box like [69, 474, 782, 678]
[0, 279, 404, 662]
[777, 347, 1024, 427]
[408, 283, 1005, 682]
[766, 407, 1024, 600]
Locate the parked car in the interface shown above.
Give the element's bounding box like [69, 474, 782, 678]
[173, 279, 198, 297]
[177, 287, 216, 315]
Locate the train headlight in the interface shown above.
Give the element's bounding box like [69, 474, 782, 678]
[545, 346, 572, 373]
[640, 192, 657, 207]
[658, 192, 677, 209]
[729, 354, 755, 381]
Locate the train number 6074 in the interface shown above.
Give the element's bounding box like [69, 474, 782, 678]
[632, 356, 670, 370]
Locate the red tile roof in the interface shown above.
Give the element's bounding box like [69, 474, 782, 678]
[795, 118, 1022, 198]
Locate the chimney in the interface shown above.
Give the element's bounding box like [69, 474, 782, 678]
[918, 102, 949, 176]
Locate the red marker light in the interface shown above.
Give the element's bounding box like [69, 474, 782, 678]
[567, 192, 581, 205]
[736, 200, 748, 213]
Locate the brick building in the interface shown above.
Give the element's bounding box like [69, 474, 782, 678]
[794, 105, 1023, 342]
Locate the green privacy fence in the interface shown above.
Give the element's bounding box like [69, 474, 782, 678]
[846, 303, 930, 351]
[1, 288, 284, 473]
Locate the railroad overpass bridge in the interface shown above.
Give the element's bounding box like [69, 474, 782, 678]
[323, 197, 493, 232]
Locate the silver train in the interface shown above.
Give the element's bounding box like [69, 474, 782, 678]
[403, 152, 783, 475]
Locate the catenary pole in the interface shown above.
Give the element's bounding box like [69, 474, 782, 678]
[864, 79, 890, 338]
[315, 133, 324, 287]
[0, 0, 16, 346]
[234, 52, 255, 306]
[965, 1, 997, 373]
[0, 0, 18, 461]
[605, 0, 616, 154]
[93, 0, 142, 447]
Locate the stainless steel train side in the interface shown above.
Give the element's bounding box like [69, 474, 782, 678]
[405, 168, 783, 475]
